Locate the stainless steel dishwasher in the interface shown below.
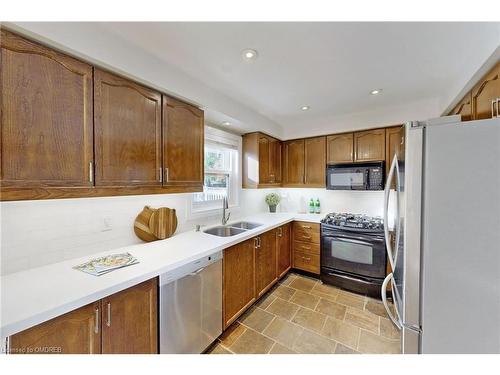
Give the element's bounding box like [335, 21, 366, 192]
[159, 251, 222, 354]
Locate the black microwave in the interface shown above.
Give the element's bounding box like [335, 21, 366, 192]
[326, 162, 385, 190]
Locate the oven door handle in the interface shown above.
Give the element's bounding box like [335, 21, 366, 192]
[323, 232, 384, 243]
[330, 237, 373, 247]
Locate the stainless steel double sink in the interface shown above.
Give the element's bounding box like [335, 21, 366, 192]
[204, 221, 262, 237]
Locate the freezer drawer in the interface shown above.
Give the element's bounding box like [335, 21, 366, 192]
[159, 252, 223, 354]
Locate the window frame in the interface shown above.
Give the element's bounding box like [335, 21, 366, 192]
[189, 126, 241, 217]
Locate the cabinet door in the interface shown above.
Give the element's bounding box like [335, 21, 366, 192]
[223, 239, 256, 328]
[101, 279, 158, 354]
[385, 126, 405, 188]
[276, 223, 291, 278]
[10, 302, 101, 354]
[94, 69, 162, 186]
[282, 139, 305, 185]
[258, 136, 270, 184]
[163, 96, 204, 187]
[0, 30, 93, 188]
[449, 92, 472, 121]
[269, 138, 282, 184]
[354, 128, 386, 162]
[326, 133, 353, 164]
[471, 62, 500, 120]
[255, 230, 278, 298]
[304, 136, 326, 187]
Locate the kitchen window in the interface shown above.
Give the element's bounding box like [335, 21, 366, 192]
[191, 126, 241, 214]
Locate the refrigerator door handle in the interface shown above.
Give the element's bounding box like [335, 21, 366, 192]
[384, 154, 399, 271]
[393, 154, 402, 268]
[381, 273, 402, 329]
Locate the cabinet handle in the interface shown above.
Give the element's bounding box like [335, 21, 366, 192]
[302, 256, 311, 262]
[106, 302, 111, 327]
[496, 98, 500, 118]
[164, 167, 169, 182]
[278, 227, 283, 237]
[302, 225, 312, 229]
[94, 307, 99, 334]
[301, 245, 311, 250]
[159, 167, 163, 182]
[254, 237, 259, 249]
[258, 237, 261, 248]
[89, 161, 94, 183]
[491, 100, 496, 118]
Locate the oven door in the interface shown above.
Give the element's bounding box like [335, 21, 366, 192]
[326, 166, 368, 190]
[321, 230, 386, 279]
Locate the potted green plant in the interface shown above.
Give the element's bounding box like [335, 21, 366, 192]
[265, 193, 281, 213]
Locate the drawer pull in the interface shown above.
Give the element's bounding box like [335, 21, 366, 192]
[301, 256, 311, 262]
[94, 307, 99, 334]
[301, 235, 312, 239]
[301, 246, 311, 250]
[106, 302, 111, 327]
[302, 225, 312, 229]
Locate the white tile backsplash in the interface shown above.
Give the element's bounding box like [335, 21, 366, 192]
[1, 187, 392, 275]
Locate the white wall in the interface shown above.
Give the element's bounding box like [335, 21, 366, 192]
[1, 187, 391, 275]
[0, 193, 225, 275]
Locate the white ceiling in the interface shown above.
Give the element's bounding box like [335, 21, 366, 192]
[9, 22, 500, 138]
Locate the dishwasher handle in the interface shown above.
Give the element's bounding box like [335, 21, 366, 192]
[159, 251, 223, 286]
[189, 267, 206, 276]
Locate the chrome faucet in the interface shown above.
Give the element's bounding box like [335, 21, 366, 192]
[221, 196, 230, 225]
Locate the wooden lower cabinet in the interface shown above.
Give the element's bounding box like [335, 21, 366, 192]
[276, 223, 292, 278]
[222, 226, 292, 329]
[223, 238, 256, 329]
[10, 302, 101, 354]
[9, 279, 158, 354]
[101, 279, 158, 354]
[292, 221, 321, 274]
[255, 230, 278, 298]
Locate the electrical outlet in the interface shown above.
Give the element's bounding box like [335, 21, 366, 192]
[101, 216, 113, 232]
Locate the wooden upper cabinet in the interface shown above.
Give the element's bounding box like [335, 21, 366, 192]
[385, 126, 405, 188]
[162, 96, 204, 188]
[449, 92, 472, 121]
[0, 30, 93, 188]
[242, 132, 281, 188]
[282, 139, 305, 186]
[276, 223, 291, 279]
[269, 138, 282, 184]
[304, 136, 326, 187]
[471, 62, 500, 120]
[255, 230, 278, 298]
[10, 302, 101, 354]
[354, 128, 386, 162]
[326, 133, 354, 164]
[101, 279, 158, 354]
[258, 136, 271, 184]
[223, 238, 256, 328]
[94, 69, 162, 186]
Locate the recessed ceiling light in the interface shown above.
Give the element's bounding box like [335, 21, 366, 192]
[301, 105, 310, 111]
[370, 89, 382, 95]
[241, 49, 258, 60]
[222, 121, 231, 126]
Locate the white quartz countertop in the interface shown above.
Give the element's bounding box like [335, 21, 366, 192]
[1, 212, 322, 339]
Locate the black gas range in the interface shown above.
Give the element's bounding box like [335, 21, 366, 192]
[320, 213, 387, 298]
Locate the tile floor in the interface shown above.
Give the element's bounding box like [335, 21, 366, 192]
[207, 272, 400, 354]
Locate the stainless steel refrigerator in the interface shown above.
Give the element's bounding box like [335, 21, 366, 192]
[381, 116, 500, 354]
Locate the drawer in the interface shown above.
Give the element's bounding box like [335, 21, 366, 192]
[293, 240, 320, 256]
[293, 250, 320, 274]
[293, 221, 320, 244]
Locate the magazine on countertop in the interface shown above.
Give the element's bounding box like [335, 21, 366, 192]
[73, 252, 139, 276]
